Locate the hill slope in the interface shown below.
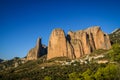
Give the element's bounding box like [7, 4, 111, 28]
[0, 48, 120, 80]
[109, 28, 120, 44]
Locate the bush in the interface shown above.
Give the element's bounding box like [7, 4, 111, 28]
[94, 63, 120, 80]
[68, 72, 80, 80]
[107, 43, 120, 62]
[112, 43, 120, 54]
[82, 69, 93, 80]
[44, 76, 52, 80]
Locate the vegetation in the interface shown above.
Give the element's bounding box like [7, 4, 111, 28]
[89, 49, 108, 56]
[44, 76, 52, 80]
[47, 57, 71, 62]
[0, 44, 120, 80]
[109, 28, 120, 44]
[107, 43, 120, 62]
[0, 61, 120, 80]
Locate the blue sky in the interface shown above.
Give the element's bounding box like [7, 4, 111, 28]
[0, 0, 120, 60]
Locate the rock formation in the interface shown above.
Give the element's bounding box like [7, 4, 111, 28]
[47, 29, 68, 60]
[26, 38, 47, 60]
[47, 26, 111, 60]
[84, 27, 111, 50]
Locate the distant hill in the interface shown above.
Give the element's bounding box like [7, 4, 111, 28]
[0, 57, 26, 71]
[109, 28, 120, 44]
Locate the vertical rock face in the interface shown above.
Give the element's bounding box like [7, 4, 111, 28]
[85, 27, 111, 50]
[47, 29, 68, 60]
[26, 38, 47, 60]
[66, 41, 75, 59]
[47, 26, 111, 60]
[67, 30, 91, 57]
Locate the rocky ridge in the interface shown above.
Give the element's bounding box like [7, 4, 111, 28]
[47, 26, 111, 60]
[26, 26, 111, 60]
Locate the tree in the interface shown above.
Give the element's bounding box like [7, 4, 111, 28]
[112, 43, 120, 54]
[68, 72, 80, 80]
[94, 68, 105, 80]
[104, 64, 119, 80]
[108, 43, 120, 62]
[94, 64, 120, 80]
[81, 69, 93, 80]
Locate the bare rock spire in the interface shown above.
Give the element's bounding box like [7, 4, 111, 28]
[26, 37, 46, 60]
[47, 28, 68, 60]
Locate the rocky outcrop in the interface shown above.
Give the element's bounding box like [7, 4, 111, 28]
[26, 38, 47, 60]
[47, 26, 111, 60]
[68, 30, 91, 56]
[85, 27, 111, 50]
[47, 29, 68, 60]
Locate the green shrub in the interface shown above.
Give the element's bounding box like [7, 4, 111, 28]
[44, 76, 52, 80]
[68, 72, 80, 80]
[82, 69, 93, 80]
[112, 43, 120, 54]
[108, 44, 120, 62]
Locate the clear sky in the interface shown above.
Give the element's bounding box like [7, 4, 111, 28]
[0, 0, 120, 60]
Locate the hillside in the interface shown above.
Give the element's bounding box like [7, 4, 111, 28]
[0, 57, 26, 71]
[0, 45, 120, 80]
[109, 28, 120, 44]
